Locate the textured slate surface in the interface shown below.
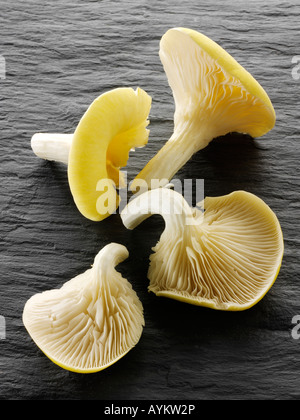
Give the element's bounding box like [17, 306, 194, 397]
[0, 0, 300, 400]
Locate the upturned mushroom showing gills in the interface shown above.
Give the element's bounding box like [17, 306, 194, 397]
[23, 243, 145, 373]
[131, 28, 276, 190]
[31, 87, 152, 221]
[121, 188, 284, 311]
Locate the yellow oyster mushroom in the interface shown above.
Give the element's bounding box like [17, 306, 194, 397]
[121, 188, 284, 311]
[23, 243, 145, 373]
[31, 87, 152, 221]
[132, 28, 276, 190]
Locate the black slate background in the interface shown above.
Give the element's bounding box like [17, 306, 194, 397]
[0, 0, 300, 400]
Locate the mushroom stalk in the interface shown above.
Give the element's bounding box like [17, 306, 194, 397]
[122, 187, 198, 232]
[131, 121, 212, 190]
[31, 133, 73, 165]
[94, 242, 129, 282]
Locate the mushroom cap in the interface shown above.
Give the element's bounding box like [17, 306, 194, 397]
[122, 189, 284, 311]
[68, 87, 152, 222]
[160, 28, 276, 140]
[23, 243, 145, 373]
[151, 191, 284, 311]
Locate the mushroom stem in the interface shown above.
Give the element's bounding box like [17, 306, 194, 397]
[94, 243, 130, 275]
[131, 123, 212, 191]
[31, 133, 73, 165]
[121, 188, 196, 232]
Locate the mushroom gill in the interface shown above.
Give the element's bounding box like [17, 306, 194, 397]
[121, 189, 284, 311]
[23, 244, 145, 373]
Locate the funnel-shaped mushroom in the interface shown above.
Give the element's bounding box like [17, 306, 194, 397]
[132, 28, 276, 190]
[23, 243, 145, 373]
[121, 188, 284, 311]
[32, 87, 152, 221]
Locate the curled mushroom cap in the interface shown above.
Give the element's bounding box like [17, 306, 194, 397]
[23, 243, 145, 373]
[132, 28, 276, 190]
[121, 189, 284, 311]
[31, 87, 152, 221]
